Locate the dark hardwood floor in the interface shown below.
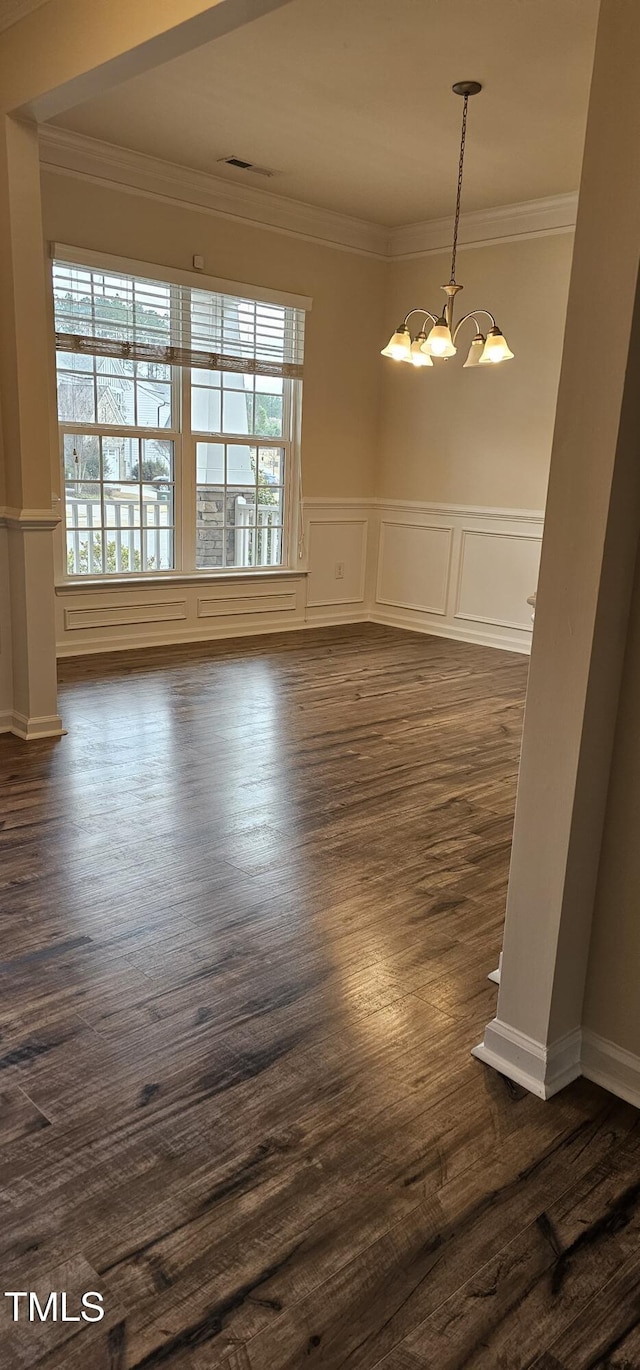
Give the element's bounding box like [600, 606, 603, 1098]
[0, 622, 638, 1369]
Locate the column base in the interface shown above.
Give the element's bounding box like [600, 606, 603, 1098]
[472, 1018, 582, 1099]
[1, 711, 65, 740]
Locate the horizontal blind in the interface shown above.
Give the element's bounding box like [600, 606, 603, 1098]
[53, 260, 305, 379]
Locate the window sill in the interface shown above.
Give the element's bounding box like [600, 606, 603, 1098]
[55, 568, 307, 594]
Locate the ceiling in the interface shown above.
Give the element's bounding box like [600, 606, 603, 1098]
[49, 0, 599, 228]
[0, 0, 49, 32]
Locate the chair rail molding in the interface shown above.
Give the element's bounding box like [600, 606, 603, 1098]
[0, 506, 61, 529]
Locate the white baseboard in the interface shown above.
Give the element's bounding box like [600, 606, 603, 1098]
[581, 1030, 640, 1109]
[8, 712, 65, 740]
[373, 608, 532, 655]
[472, 1018, 582, 1099]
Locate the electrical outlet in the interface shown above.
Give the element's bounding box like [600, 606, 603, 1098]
[335, 562, 345, 580]
[193, 254, 205, 271]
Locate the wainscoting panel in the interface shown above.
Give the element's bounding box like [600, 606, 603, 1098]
[55, 572, 307, 655]
[198, 588, 298, 618]
[373, 501, 544, 653]
[54, 501, 544, 657]
[376, 521, 453, 615]
[456, 529, 543, 632]
[304, 502, 371, 624]
[64, 600, 188, 631]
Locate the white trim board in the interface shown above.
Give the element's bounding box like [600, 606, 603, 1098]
[39, 126, 578, 261]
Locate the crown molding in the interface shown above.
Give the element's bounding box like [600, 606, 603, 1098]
[38, 126, 390, 259]
[38, 125, 577, 261]
[389, 192, 578, 259]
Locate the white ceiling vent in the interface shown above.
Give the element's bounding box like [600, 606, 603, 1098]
[217, 155, 279, 178]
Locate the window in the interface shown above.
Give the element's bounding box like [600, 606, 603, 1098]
[53, 255, 306, 577]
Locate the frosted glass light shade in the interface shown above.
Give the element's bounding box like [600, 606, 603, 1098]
[463, 334, 486, 368]
[423, 319, 456, 358]
[479, 327, 514, 363]
[410, 336, 433, 367]
[381, 326, 412, 361]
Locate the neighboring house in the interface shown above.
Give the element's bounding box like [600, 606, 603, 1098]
[58, 354, 172, 481]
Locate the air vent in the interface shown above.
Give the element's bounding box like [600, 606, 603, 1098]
[217, 155, 278, 178]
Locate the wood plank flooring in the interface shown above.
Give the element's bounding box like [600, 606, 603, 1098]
[0, 622, 638, 1369]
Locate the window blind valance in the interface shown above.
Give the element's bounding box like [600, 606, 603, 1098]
[53, 260, 306, 380]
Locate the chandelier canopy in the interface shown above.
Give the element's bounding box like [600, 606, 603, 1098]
[381, 82, 514, 370]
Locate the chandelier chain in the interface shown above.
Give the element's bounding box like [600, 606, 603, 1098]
[450, 93, 469, 285]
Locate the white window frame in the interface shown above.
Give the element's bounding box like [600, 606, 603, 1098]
[181, 366, 302, 578]
[51, 246, 310, 583]
[58, 356, 182, 577]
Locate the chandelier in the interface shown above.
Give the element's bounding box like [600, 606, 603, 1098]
[381, 81, 514, 369]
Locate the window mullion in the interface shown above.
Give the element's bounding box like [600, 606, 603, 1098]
[179, 284, 196, 573]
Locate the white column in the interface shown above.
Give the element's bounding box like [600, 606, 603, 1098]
[474, 0, 640, 1096]
[0, 116, 62, 739]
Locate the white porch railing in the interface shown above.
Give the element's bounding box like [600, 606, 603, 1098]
[66, 495, 171, 574]
[67, 492, 279, 573]
[234, 497, 282, 567]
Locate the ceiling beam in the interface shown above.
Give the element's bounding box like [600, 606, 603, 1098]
[0, 0, 296, 120]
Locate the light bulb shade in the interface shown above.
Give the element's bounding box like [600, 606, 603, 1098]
[410, 336, 433, 367]
[463, 334, 486, 368]
[381, 326, 412, 361]
[423, 319, 456, 358]
[478, 327, 514, 364]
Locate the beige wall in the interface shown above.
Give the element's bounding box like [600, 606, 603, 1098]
[40, 170, 385, 501]
[377, 233, 574, 510]
[41, 172, 576, 513]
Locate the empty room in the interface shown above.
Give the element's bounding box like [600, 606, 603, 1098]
[2, 0, 640, 1365]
